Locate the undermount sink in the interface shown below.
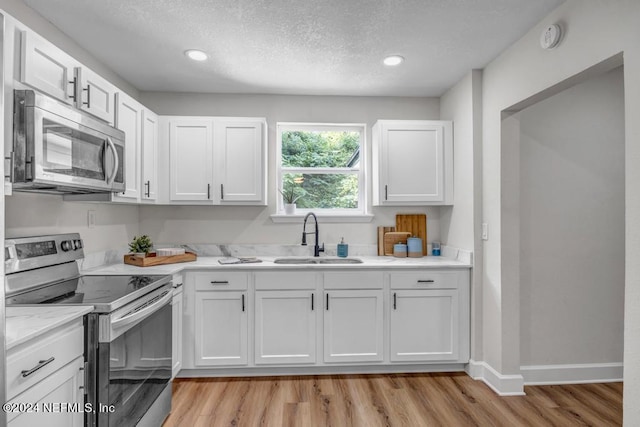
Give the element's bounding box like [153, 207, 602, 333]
[273, 257, 363, 265]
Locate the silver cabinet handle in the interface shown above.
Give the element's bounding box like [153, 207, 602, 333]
[210, 281, 229, 285]
[417, 279, 435, 283]
[69, 77, 77, 102]
[21, 357, 55, 377]
[83, 84, 91, 107]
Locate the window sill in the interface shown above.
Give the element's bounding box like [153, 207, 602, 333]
[270, 213, 374, 223]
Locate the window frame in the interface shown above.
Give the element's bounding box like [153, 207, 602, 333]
[275, 122, 368, 217]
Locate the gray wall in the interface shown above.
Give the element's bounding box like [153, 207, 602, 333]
[518, 67, 625, 366]
[138, 93, 442, 247]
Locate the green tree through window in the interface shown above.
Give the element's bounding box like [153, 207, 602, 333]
[279, 125, 364, 211]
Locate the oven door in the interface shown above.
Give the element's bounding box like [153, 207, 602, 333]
[95, 287, 172, 427]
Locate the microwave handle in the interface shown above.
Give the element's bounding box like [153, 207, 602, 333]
[105, 137, 119, 185]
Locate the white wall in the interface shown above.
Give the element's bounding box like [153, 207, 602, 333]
[440, 70, 483, 361]
[480, 0, 640, 420]
[138, 93, 442, 246]
[519, 67, 625, 366]
[4, 193, 139, 254]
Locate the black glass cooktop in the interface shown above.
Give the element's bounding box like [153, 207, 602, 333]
[6, 274, 171, 313]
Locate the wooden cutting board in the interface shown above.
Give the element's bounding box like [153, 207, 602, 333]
[377, 226, 395, 256]
[383, 232, 411, 256]
[124, 251, 197, 267]
[395, 214, 427, 255]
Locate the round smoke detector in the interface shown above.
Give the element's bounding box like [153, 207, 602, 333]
[540, 24, 562, 50]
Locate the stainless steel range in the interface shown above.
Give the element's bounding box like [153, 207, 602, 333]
[4, 233, 173, 427]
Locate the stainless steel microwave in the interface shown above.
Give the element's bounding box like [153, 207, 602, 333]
[9, 89, 126, 194]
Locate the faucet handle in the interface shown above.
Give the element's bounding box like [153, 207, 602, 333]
[319, 243, 325, 253]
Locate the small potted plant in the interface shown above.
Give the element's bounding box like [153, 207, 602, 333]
[128, 235, 153, 258]
[279, 185, 304, 214]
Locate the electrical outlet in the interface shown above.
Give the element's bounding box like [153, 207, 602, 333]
[481, 223, 488, 240]
[88, 210, 96, 228]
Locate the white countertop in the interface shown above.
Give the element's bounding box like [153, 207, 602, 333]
[5, 306, 94, 350]
[83, 255, 471, 276]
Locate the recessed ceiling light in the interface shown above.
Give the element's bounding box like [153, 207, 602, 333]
[383, 55, 404, 66]
[185, 49, 208, 61]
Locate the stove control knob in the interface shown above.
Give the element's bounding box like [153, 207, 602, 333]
[61, 240, 74, 252]
[74, 239, 83, 250]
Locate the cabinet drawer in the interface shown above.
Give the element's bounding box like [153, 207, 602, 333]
[255, 272, 317, 290]
[390, 271, 460, 289]
[7, 321, 84, 400]
[323, 271, 383, 289]
[194, 271, 248, 291]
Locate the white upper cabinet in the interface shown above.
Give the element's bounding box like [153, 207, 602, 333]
[20, 30, 78, 105]
[113, 92, 143, 202]
[76, 66, 117, 124]
[20, 29, 117, 123]
[142, 109, 159, 202]
[373, 120, 453, 205]
[214, 119, 266, 205]
[160, 116, 267, 205]
[168, 117, 214, 202]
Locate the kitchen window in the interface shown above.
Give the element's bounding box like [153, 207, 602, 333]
[275, 123, 371, 222]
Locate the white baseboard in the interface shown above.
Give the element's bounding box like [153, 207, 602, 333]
[521, 362, 623, 385]
[466, 359, 525, 396]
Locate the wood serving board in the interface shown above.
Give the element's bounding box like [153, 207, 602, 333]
[124, 251, 197, 267]
[395, 214, 427, 255]
[383, 231, 411, 256]
[378, 226, 396, 255]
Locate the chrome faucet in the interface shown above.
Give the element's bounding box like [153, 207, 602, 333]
[302, 212, 324, 257]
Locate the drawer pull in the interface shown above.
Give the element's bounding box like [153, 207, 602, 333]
[21, 357, 55, 378]
[211, 281, 229, 285]
[417, 279, 435, 283]
[393, 292, 397, 310]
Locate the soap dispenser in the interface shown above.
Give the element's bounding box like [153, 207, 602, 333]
[337, 237, 348, 258]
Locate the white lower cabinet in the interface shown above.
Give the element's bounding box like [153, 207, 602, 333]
[194, 290, 248, 366]
[7, 357, 84, 427]
[6, 319, 85, 427]
[390, 289, 459, 362]
[185, 268, 469, 372]
[254, 290, 316, 364]
[323, 290, 384, 363]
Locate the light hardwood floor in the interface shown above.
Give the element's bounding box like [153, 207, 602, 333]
[163, 373, 622, 426]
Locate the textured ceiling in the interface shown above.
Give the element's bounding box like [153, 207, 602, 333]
[23, 0, 564, 96]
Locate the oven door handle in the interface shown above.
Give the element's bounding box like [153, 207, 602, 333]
[111, 290, 172, 331]
[105, 137, 119, 186]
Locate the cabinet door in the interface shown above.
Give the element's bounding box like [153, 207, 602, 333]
[172, 291, 183, 377]
[324, 290, 384, 363]
[194, 291, 247, 366]
[20, 30, 77, 104]
[214, 119, 266, 204]
[169, 118, 213, 201]
[141, 109, 158, 202]
[255, 290, 316, 365]
[76, 67, 116, 124]
[377, 121, 450, 204]
[7, 357, 84, 427]
[390, 289, 459, 362]
[113, 92, 142, 202]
